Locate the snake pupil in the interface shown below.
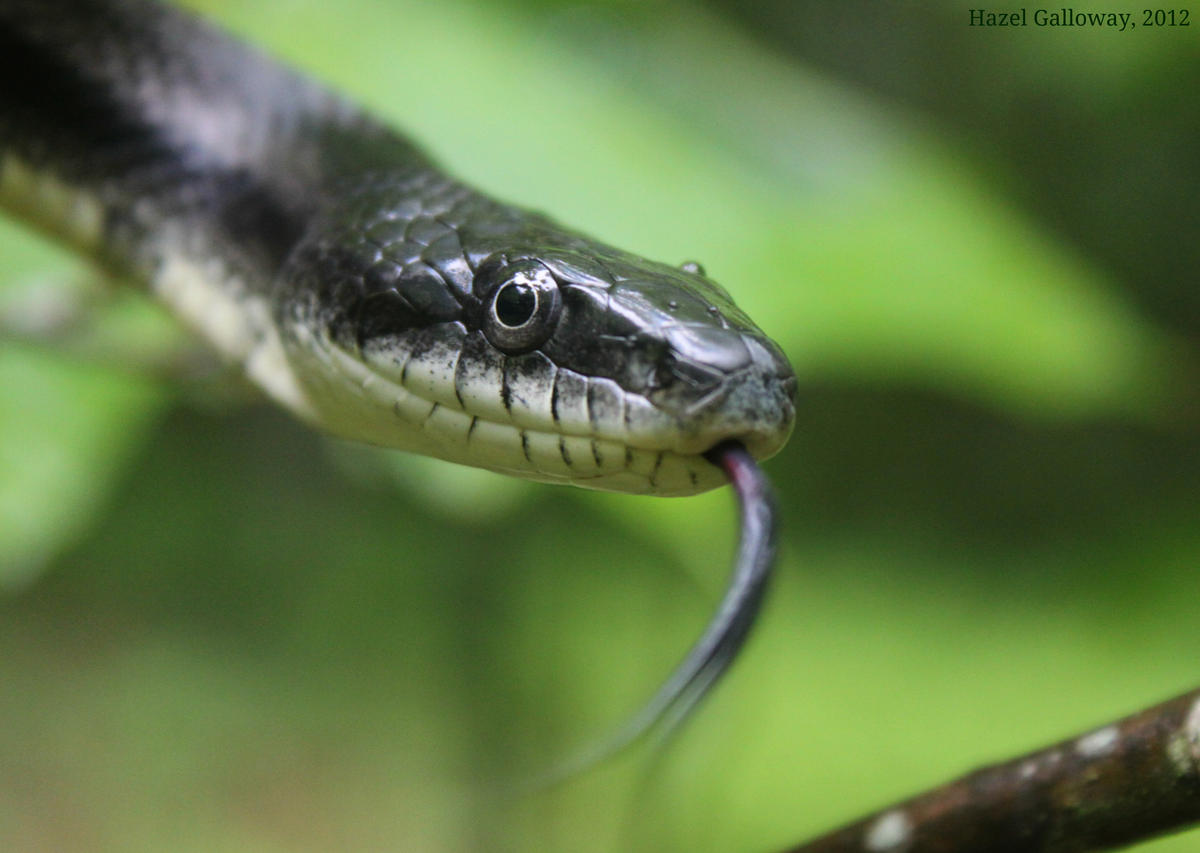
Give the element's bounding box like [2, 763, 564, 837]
[495, 282, 537, 327]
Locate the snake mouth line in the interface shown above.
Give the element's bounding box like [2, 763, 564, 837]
[301, 337, 740, 495]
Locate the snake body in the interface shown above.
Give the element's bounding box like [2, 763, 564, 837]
[0, 0, 795, 496]
[0, 0, 796, 747]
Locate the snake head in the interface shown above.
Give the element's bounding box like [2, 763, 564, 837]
[277, 175, 796, 496]
[494, 246, 796, 460]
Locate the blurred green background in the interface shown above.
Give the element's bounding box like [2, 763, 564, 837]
[2, 1, 1198, 850]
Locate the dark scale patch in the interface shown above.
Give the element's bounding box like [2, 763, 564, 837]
[520, 431, 532, 463]
[0, 17, 309, 283]
[592, 442, 603, 468]
[466, 415, 478, 441]
[430, 183, 482, 225]
[0, 4, 313, 284]
[404, 215, 451, 247]
[586, 379, 623, 430]
[354, 288, 421, 346]
[284, 243, 370, 349]
[400, 325, 453, 369]
[304, 229, 463, 348]
[374, 262, 457, 320]
[364, 259, 402, 291]
[506, 351, 552, 381]
[0, 9, 174, 183]
[283, 172, 486, 349]
[501, 351, 552, 414]
[499, 365, 513, 414]
[421, 228, 473, 297]
[559, 437, 573, 468]
[549, 369, 562, 425]
[649, 451, 665, 488]
[452, 331, 496, 403]
[403, 323, 458, 369]
[452, 375, 465, 410]
[364, 216, 412, 249]
[586, 380, 601, 430]
[381, 242, 423, 269]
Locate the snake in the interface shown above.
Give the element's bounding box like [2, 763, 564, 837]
[0, 0, 797, 755]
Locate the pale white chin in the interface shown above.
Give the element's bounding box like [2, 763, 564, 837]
[278, 323, 725, 496]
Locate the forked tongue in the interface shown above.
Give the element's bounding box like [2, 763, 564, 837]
[531, 439, 779, 786]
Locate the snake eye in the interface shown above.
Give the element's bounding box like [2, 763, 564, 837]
[483, 263, 561, 354]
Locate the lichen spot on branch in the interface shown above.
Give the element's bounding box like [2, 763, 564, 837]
[1168, 695, 1200, 776]
[864, 809, 913, 852]
[1074, 724, 1119, 758]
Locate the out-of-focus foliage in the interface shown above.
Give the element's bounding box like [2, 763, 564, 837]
[1, 1, 1197, 851]
[0, 242, 169, 586]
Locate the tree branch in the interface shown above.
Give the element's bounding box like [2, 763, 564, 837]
[785, 687, 1200, 853]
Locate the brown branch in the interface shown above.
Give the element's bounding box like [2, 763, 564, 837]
[784, 687, 1200, 853]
